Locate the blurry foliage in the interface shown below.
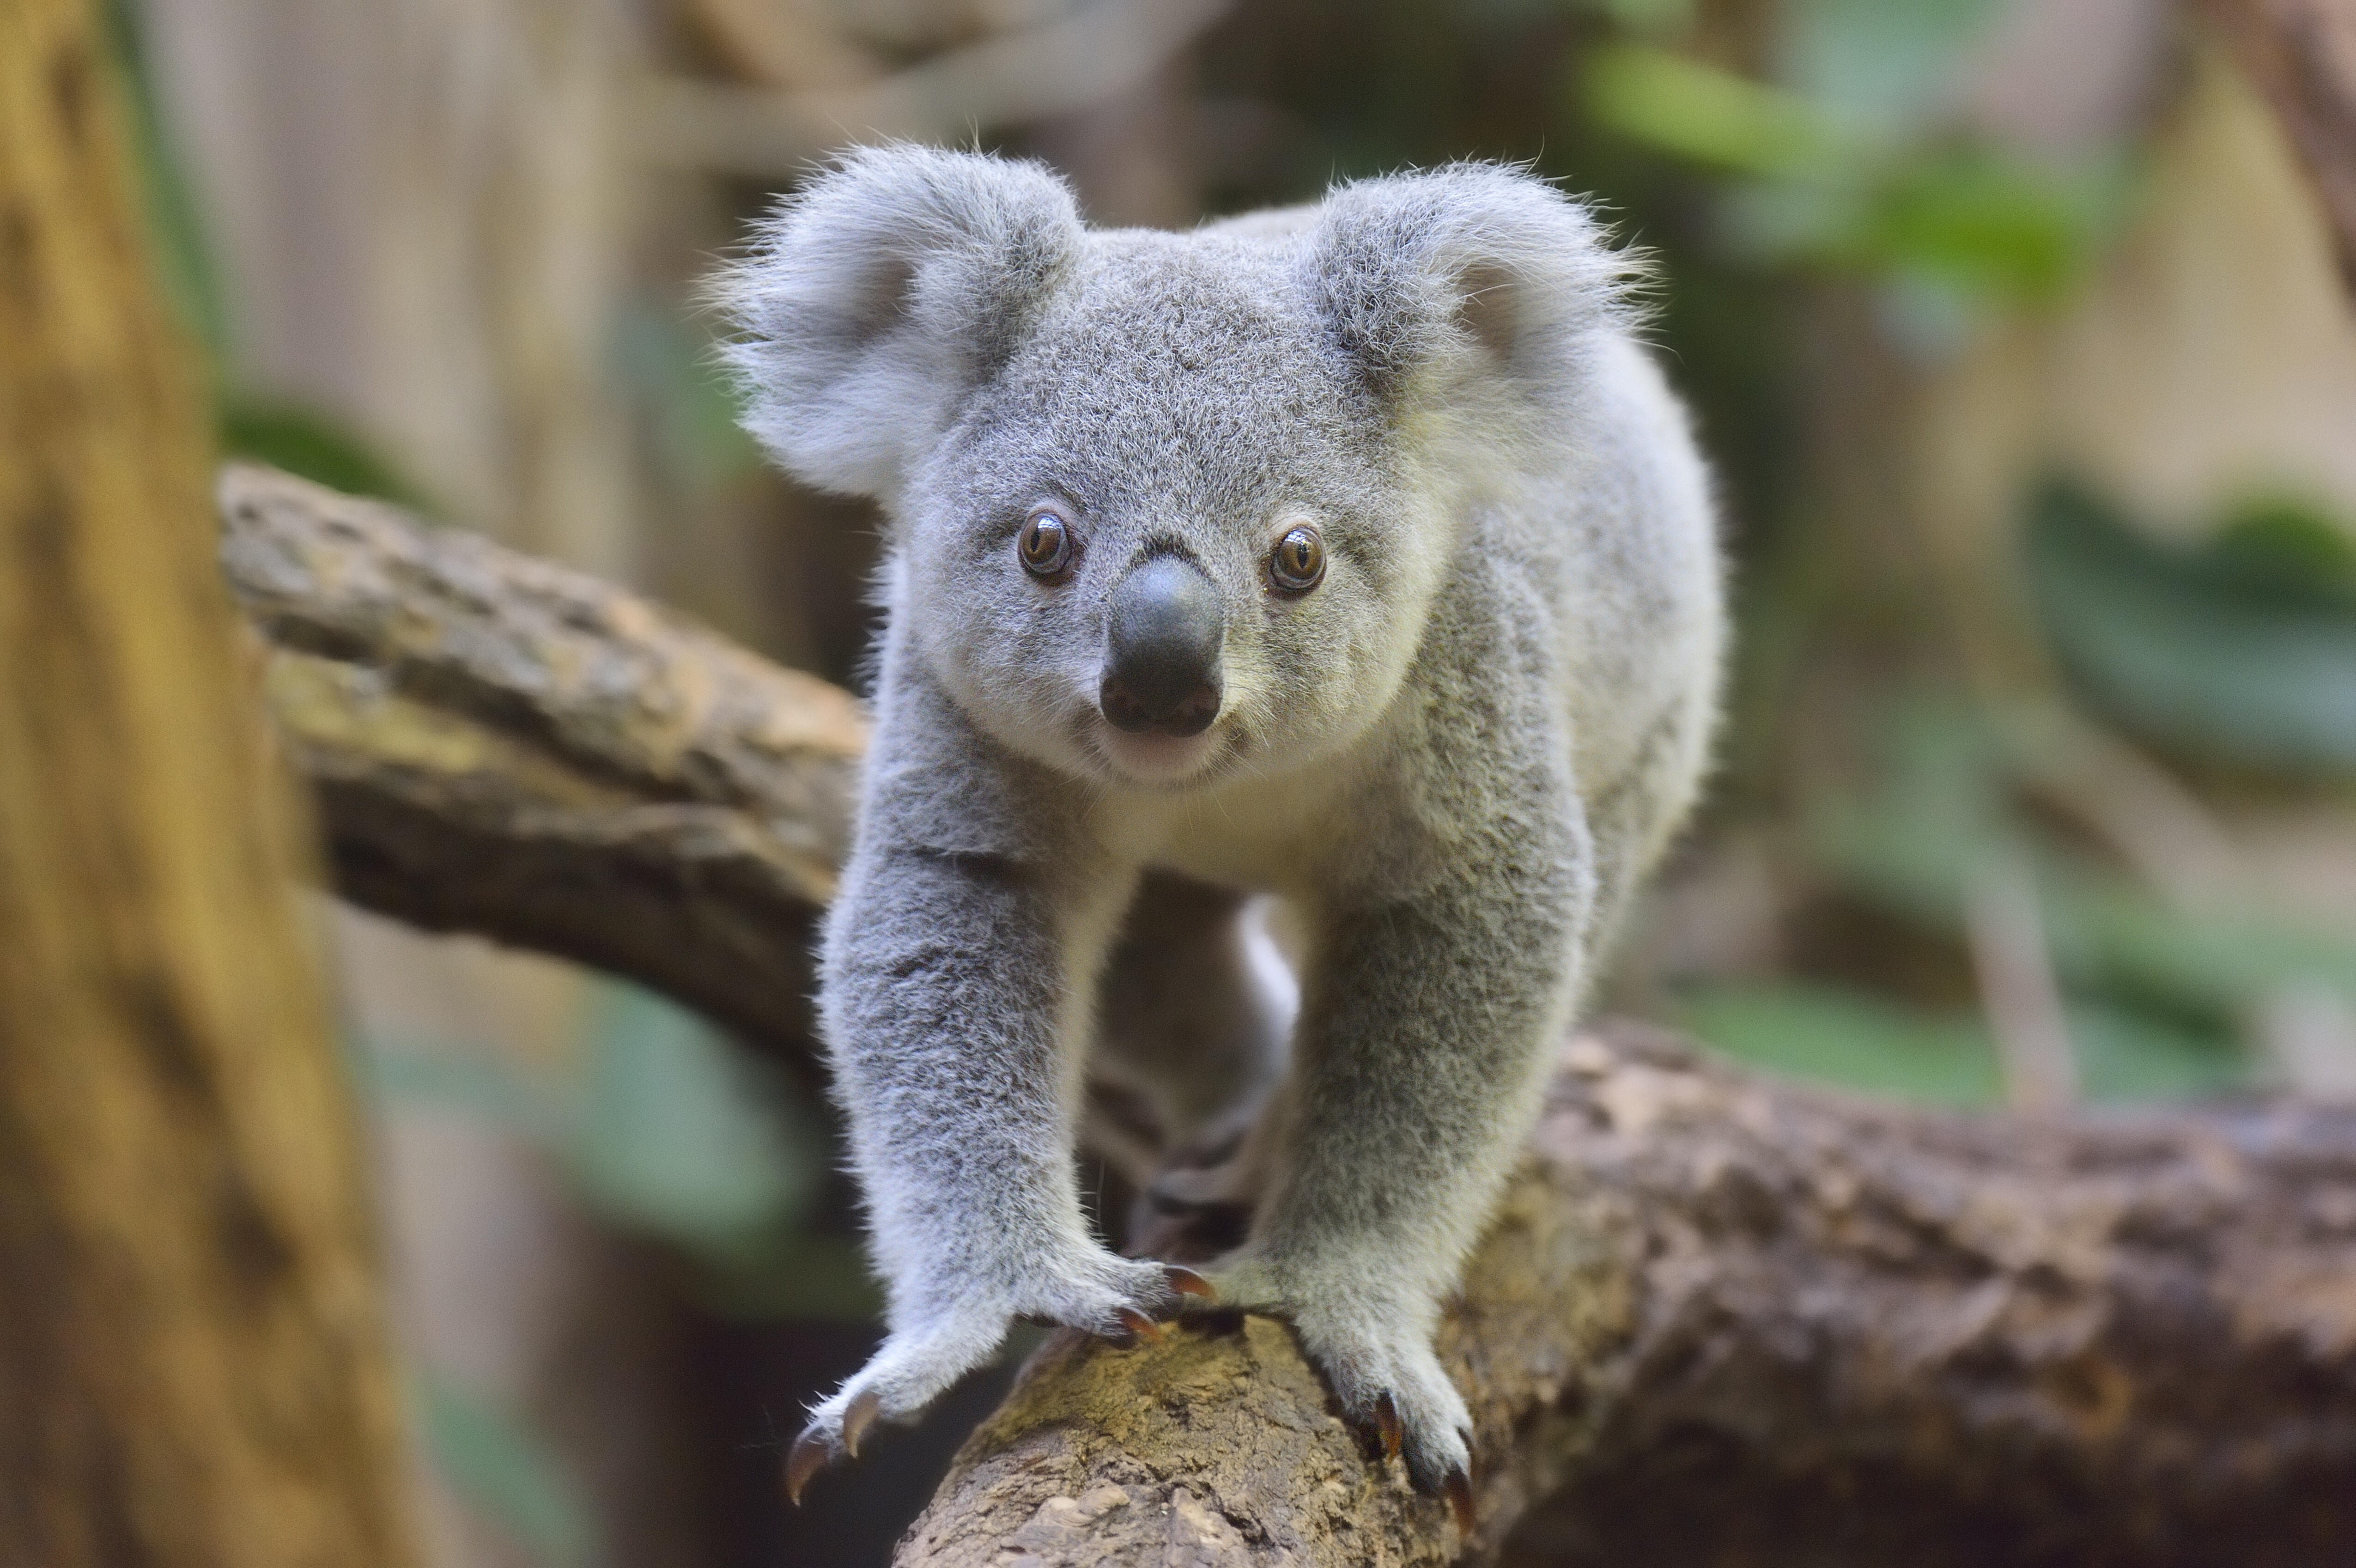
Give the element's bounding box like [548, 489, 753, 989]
[352, 979, 857, 1309]
[1683, 982, 2249, 1107]
[1830, 698, 2301, 1032]
[413, 1370, 602, 1568]
[614, 301, 765, 496]
[2025, 481, 2356, 774]
[357, 982, 875, 1562]
[1682, 690, 2356, 1105]
[565, 985, 825, 1266]
[1562, 0, 2356, 1105]
[1678, 982, 2006, 1104]
[1582, 0, 2136, 349]
[219, 397, 437, 512]
[110, 0, 435, 510]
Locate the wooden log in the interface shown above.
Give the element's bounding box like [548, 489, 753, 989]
[0, 8, 415, 1564]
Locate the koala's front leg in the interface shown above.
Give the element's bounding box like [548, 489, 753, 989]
[789, 732, 1201, 1495]
[1217, 835, 1588, 1504]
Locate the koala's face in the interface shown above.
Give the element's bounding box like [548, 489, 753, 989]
[726, 147, 1622, 790]
[900, 238, 1447, 789]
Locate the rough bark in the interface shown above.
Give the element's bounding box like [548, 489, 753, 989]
[2201, 0, 2356, 296]
[218, 470, 2356, 1564]
[217, 462, 865, 1062]
[900, 1024, 2356, 1567]
[0, 10, 415, 1567]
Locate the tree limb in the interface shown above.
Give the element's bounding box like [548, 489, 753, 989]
[900, 1024, 2356, 1565]
[217, 462, 862, 1062]
[218, 468, 2356, 1564]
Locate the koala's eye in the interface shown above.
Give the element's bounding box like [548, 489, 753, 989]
[1269, 524, 1326, 595]
[1018, 504, 1076, 580]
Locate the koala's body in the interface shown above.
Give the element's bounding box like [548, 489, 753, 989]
[724, 146, 1723, 1500]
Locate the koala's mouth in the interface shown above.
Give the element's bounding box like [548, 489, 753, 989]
[1089, 720, 1231, 787]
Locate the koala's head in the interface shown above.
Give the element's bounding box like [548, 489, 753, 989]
[721, 146, 1628, 790]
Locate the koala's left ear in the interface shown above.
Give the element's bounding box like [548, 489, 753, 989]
[1304, 164, 1637, 406]
[719, 145, 1084, 499]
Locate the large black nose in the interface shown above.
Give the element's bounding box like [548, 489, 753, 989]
[1100, 556, 1224, 737]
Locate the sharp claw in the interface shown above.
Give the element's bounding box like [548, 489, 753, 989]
[1443, 1467, 1476, 1533]
[1114, 1306, 1164, 1343]
[842, 1389, 881, 1459]
[783, 1426, 830, 1506]
[1162, 1264, 1215, 1300]
[1374, 1394, 1403, 1462]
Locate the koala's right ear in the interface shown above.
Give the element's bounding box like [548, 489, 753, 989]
[719, 146, 1083, 499]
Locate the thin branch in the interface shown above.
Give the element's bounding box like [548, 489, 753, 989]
[1965, 853, 2080, 1113]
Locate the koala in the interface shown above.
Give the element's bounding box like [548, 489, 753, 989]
[721, 145, 1723, 1510]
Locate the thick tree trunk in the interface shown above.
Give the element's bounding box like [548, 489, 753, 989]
[0, 8, 417, 1567]
[216, 471, 2356, 1565]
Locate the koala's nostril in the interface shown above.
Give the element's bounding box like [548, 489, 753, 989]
[1101, 556, 1224, 738]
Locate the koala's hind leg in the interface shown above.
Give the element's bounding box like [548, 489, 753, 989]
[1084, 872, 1296, 1259]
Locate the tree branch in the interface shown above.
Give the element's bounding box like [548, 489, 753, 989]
[217, 463, 862, 1063]
[900, 1023, 2356, 1564]
[219, 467, 2356, 1564]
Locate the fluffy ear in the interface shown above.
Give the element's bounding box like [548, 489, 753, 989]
[719, 145, 1083, 498]
[1303, 164, 1638, 407]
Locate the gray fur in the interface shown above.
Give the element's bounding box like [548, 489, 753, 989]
[718, 145, 1724, 1490]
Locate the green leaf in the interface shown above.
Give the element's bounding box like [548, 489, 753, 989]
[1853, 146, 2126, 300]
[2051, 882, 2356, 1025]
[413, 1371, 600, 1568]
[1592, 0, 1696, 37]
[348, 1033, 568, 1141]
[1727, 144, 2130, 308]
[562, 984, 821, 1264]
[1810, 693, 2356, 1030]
[220, 398, 435, 512]
[2210, 492, 2356, 601]
[2067, 998, 2249, 1101]
[1584, 44, 1854, 178]
[2023, 480, 2356, 774]
[612, 303, 763, 493]
[1677, 984, 2250, 1106]
[1676, 983, 2004, 1105]
[1776, 0, 2002, 125]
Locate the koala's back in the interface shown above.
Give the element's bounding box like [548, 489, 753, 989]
[1543, 331, 1722, 833]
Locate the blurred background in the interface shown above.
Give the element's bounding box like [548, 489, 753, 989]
[110, 0, 2356, 1562]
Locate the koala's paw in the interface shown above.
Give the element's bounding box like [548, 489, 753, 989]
[1208, 1261, 1475, 1522]
[785, 1254, 1211, 1503]
[1312, 1319, 1475, 1516]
